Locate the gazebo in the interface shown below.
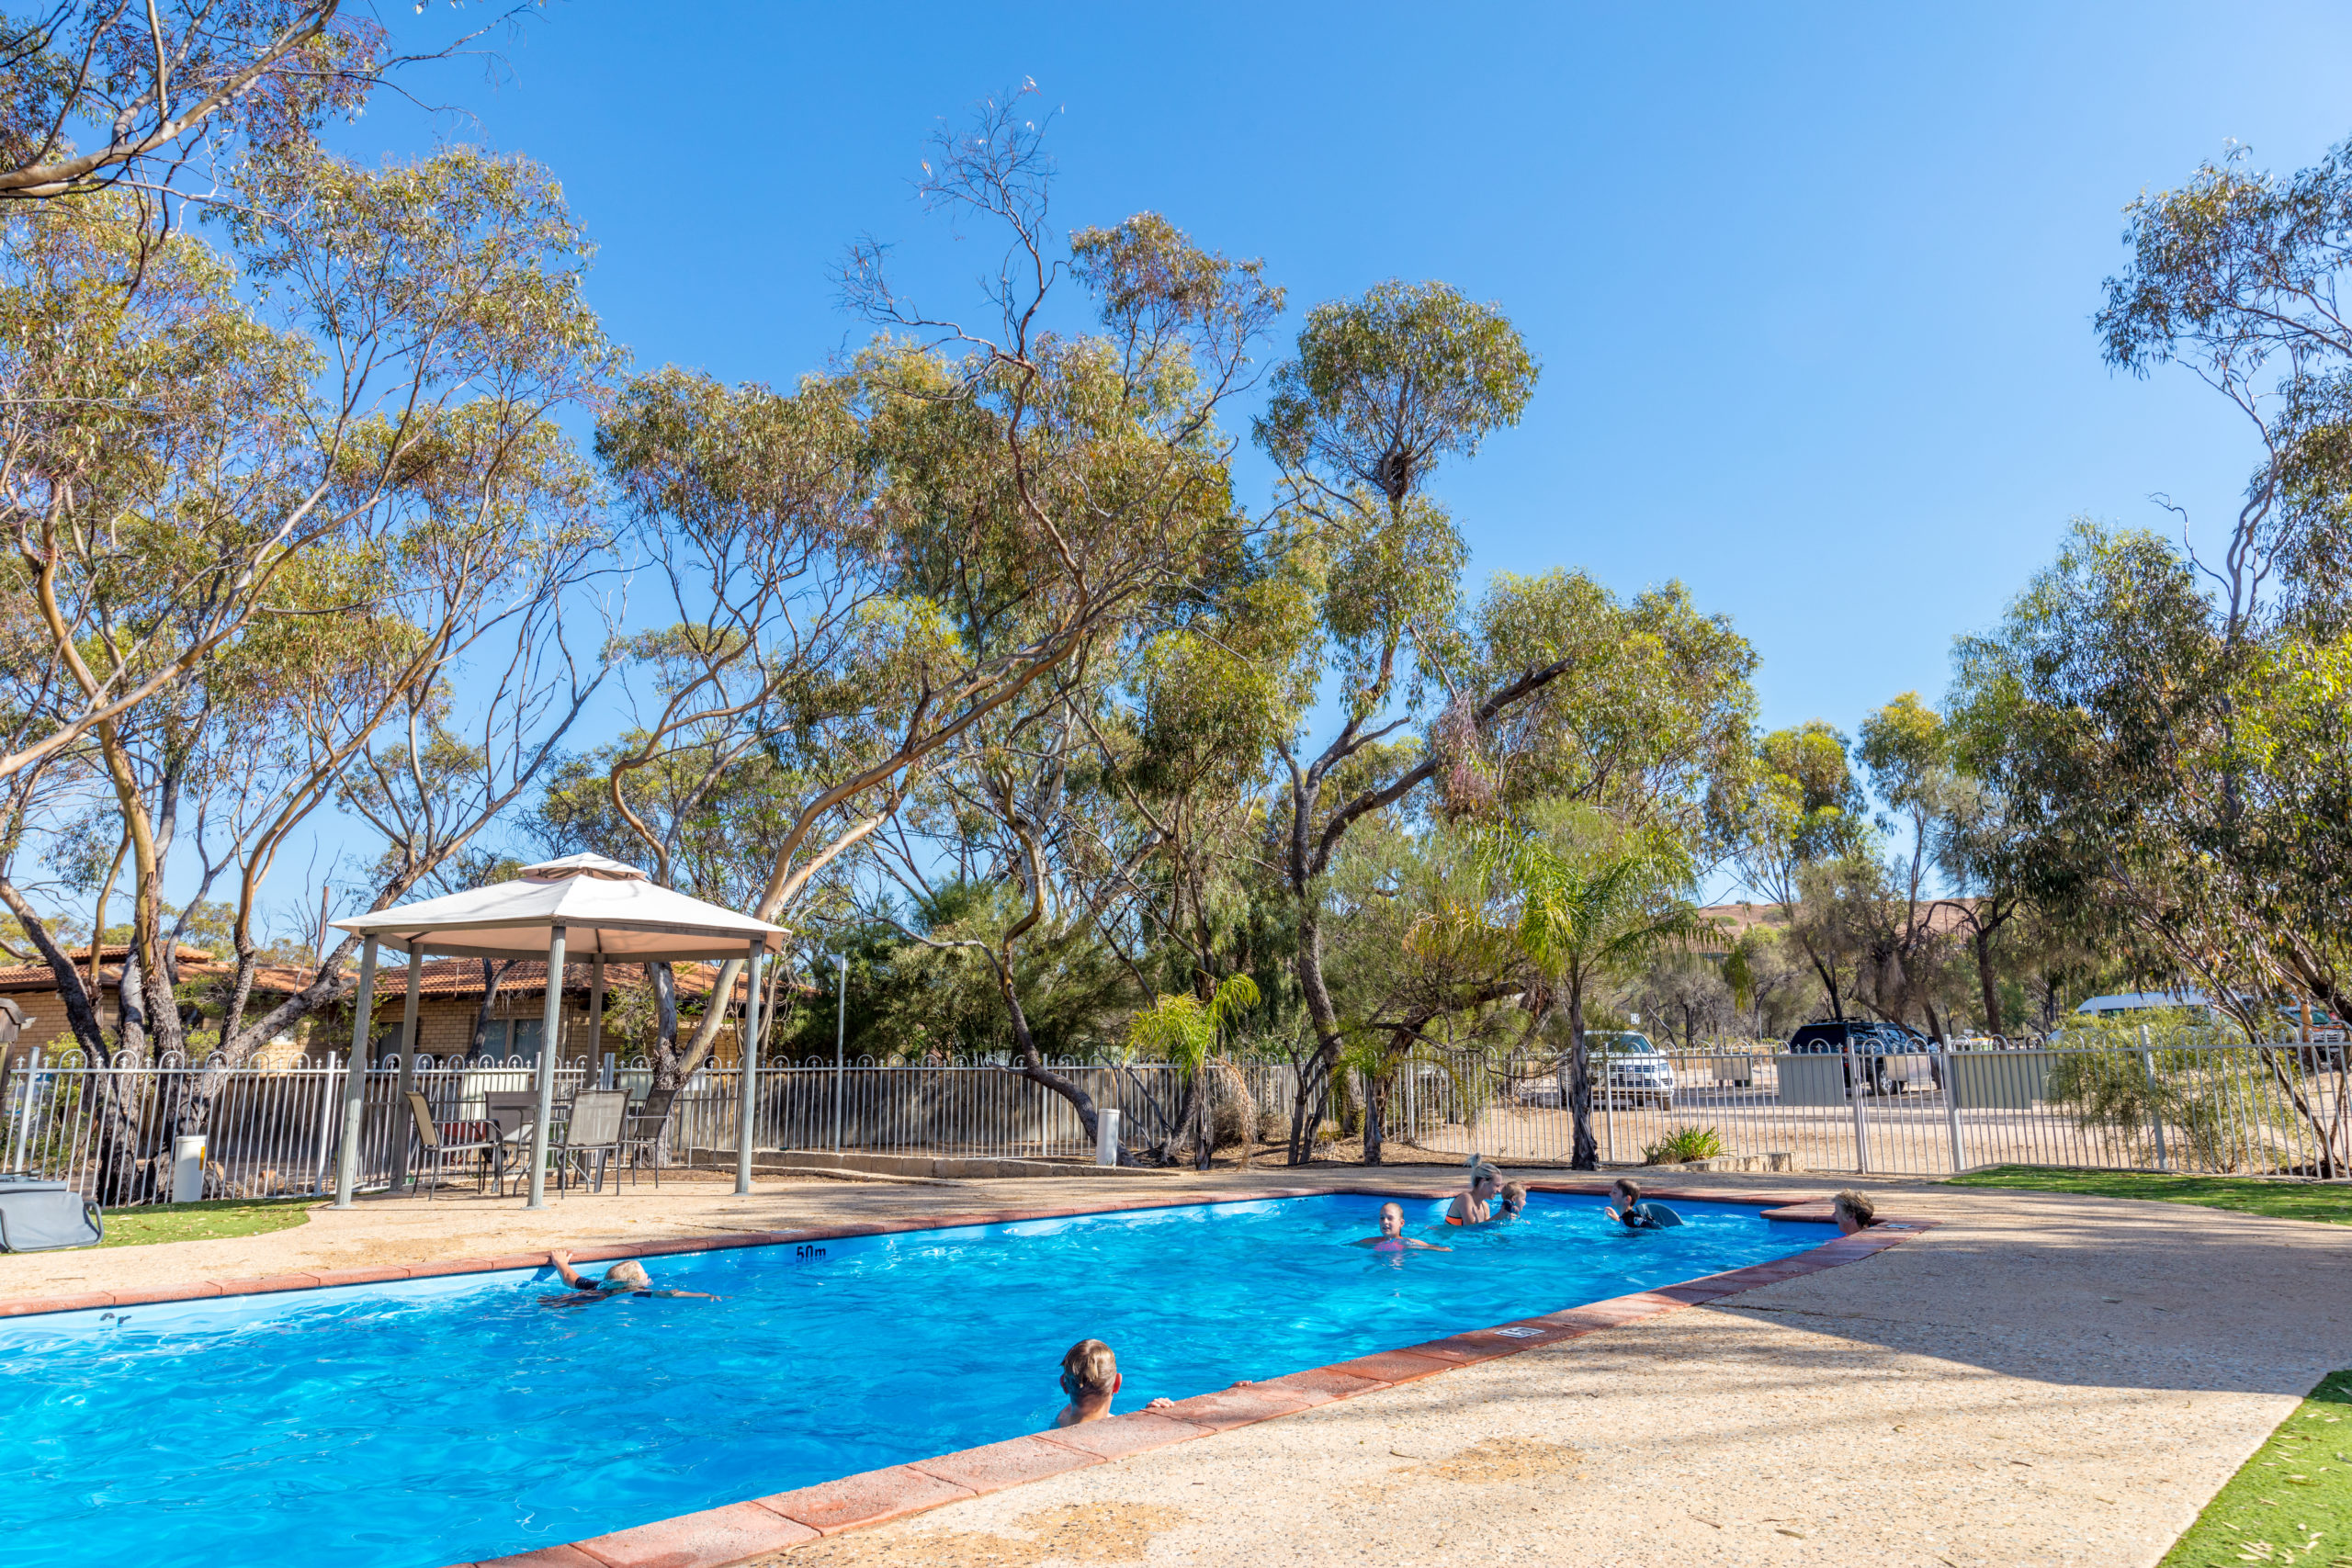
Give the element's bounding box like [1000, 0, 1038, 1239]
[328, 854, 787, 1207]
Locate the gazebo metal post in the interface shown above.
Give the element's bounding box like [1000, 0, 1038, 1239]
[525, 924, 568, 1209]
[390, 956, 424, 1193]
[735, 940, 764, 1195]
[330, 936, 380, 1208]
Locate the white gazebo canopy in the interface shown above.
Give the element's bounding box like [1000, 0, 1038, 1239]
[325, 853, 786, 1211]
[332, 852, 786, 962]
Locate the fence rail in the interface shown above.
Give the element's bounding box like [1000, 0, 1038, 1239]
[4, 1035, 2345, 1206]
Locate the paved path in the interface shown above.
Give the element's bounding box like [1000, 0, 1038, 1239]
[4, 1170, 2346, 1567]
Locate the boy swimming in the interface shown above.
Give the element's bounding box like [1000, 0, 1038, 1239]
[1351, 1201, 1451, 1251]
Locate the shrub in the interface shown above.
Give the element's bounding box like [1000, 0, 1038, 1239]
[1642, 1125, 1724, 1165]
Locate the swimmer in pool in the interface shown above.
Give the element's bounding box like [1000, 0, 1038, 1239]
[1447, 1156, 1502, 1224]
[1052, 1338, 1177, 1427]
[1609, 1184, 1665, 1232]
[1351, 1201, 1451, 1251]
[1492, 1180, 1528, 1221]
[542, 1250, 718, 1305]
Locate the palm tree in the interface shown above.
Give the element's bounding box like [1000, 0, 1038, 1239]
[1485, 804, 1704, 1169]
[1127, 974, 1261, 1167]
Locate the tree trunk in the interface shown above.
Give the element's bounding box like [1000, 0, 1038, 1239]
[1568, 979, 1598, 1169]
[650, 963, 684, 1089]
[1287, 899, 1343, 1166]
[992, 953, 1113, 1156]
[1974, 925, 2003, 1035]
[469, 961, 514, 1058]
[1363, 1065, 1390, 1167]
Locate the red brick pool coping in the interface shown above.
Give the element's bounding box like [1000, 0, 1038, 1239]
[0, 1181, 1932, 1568]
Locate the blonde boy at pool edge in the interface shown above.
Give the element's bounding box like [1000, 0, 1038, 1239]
[1053, 1339, 1176, 1427]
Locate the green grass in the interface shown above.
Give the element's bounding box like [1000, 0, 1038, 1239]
[2160, 1370, 2352, 1568]
[1946, 1166, 2352, 1225]
[96, 1198, 315, 1249]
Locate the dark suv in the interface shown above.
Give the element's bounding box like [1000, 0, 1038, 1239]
[1785, 1021, 1939, 1093]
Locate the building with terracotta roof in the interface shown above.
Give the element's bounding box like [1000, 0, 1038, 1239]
[0, 948, 757, 1066]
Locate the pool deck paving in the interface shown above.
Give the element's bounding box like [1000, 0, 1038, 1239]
[2, 1167, 2346, 1567]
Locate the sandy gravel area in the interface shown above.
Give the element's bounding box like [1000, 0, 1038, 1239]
[4, 1169, 2346, 1568]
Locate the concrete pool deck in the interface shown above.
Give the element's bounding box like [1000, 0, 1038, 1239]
[3, 1168, 2346, 1567]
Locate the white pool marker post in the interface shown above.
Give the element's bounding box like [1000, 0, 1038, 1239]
[389, 958, 423, 1194]
[1096, 1106, 1121, 1166]
[330, 936, 380, 1208]
[524, 924, 567, 1210]
[170, 1134, 206, 1202]
[735, 940, 765, 1195]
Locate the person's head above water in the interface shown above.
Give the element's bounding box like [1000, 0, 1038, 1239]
[1498, 1180, 1528, 1214]
[1611, 1178, 1641, 1206]
[1061, 1339, 1120, 1402]
[1377, 1201, 1407, 1237]
[1465, 1154, 1500, 1196]
[601, 1260, 652, 1292]
[1831, 1190, 1877, 1235]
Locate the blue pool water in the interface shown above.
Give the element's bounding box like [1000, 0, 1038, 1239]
[0, 1191, 1830, 1568]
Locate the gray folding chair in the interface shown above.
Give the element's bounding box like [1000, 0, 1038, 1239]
[619, 1087, 680, 1188]
[481, 1091, 542, 1197]
[401, 1091, 502, 1199]
[555, 1089, 628, 1195]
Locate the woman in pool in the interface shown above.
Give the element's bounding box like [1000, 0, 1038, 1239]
[1447, 1156, 1502, 1224]
[1351, 1201, 1451, 1251]
[542, 1250, 718, 1305]
[1053, 1339, 1178, 1426]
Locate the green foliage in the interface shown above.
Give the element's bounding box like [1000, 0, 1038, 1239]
[2045, 1010, 2291, 1172]
[1642, 1125, 1725, 1165]
[1257, 279, 1539, 506]
[1125, 974, 1261, 1069]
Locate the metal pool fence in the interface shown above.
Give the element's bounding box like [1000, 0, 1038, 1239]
[1377, 1036, 2351, 1179]
[4, 1034, 2345, 1205]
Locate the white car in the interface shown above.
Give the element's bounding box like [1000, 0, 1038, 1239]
[1590, 1032, 1677, 1110]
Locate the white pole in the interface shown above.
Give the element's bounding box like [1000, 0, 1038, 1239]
[832, 951, 847, 1152]
[524, 925, 567, 1209]
[735, 942, 764, 1195]
[390, 955, 424, 1193]
[330, 936, 380, 1208]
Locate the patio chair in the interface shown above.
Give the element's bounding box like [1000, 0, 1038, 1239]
[553, 1089, 628, 1195]
[481, 1091, 545, 1197]
[619, 1087, 680, 1188]
[401, 1090, 503, 1199]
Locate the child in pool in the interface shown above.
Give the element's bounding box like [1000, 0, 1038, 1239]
[1351, 1201, 1451, 1251]
[1492, 1180, 1528, 1221]
[1602, 1179, 1669, 1230]
[1053, 1338, 1176, 1427]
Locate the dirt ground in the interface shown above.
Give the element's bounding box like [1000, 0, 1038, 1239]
[5, 1167, 2346, 1568]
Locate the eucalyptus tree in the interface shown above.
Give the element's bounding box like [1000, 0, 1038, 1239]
[1732, 719, 1869, 1019]
[0, 3, 552, 784]
[592, 94, 1284, 1114]
[0, 146, 614, 1072]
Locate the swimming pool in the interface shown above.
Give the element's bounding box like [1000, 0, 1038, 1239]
[0, 1190, 1834, 1568]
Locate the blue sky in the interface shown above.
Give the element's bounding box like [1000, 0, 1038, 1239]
[359, 1, 2350, 729]
[250, 0, 2352, 920]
